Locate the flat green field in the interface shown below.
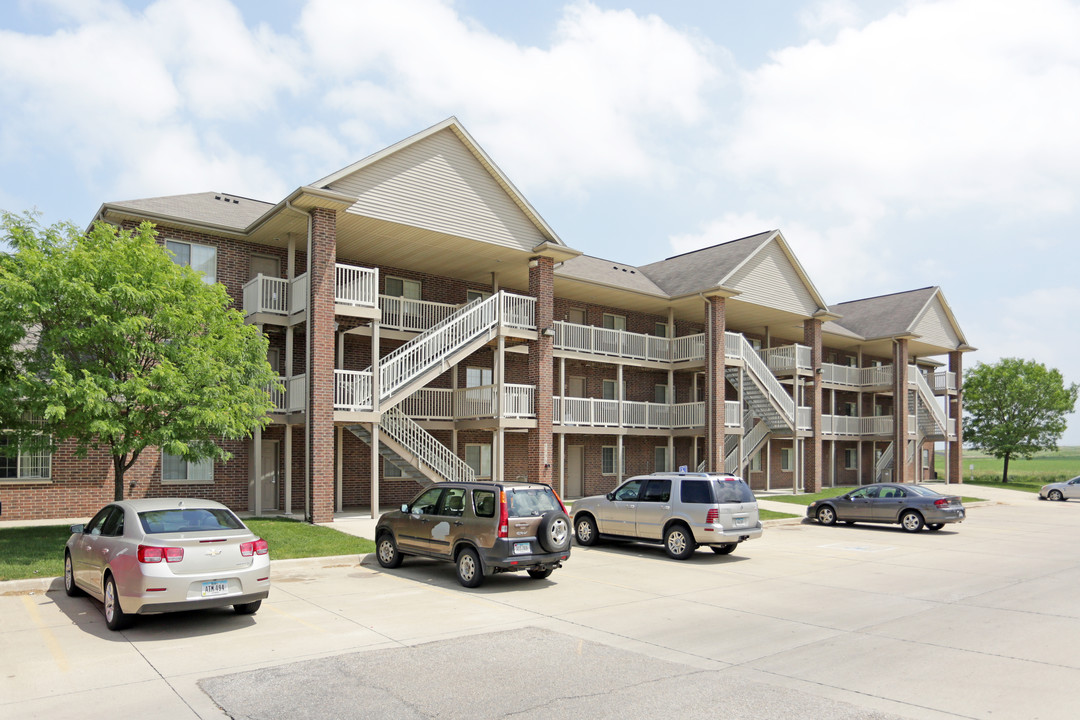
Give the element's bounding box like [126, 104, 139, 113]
[936, 446, 1080, 483]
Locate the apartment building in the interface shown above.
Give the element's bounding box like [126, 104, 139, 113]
[0, 118, 971, 522]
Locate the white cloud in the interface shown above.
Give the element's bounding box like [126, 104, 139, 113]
[799, 0, 863, 35]
[727, 0, 1080, 222]
[301, 0, 722, 194]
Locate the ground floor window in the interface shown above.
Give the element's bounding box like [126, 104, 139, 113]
[780, 448, 793, 472]
[601, 446, 626, 475]
[654, 446, 668, 473]
[465, 444, 492, 479]
[845, 448, 857, 469]
[749, 451, 761, 472]
[0, 434, 51, 480]
[162, 452, 214, 484]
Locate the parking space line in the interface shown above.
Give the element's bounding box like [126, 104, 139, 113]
[20, 595, 68, 673]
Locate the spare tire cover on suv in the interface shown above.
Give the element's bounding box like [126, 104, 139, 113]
[537, 511, 571, 553]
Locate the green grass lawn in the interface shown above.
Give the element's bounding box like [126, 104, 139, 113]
[759, 508, 800, 520]
[0, 517, 373, 582]
[937, 446, 1080, 484]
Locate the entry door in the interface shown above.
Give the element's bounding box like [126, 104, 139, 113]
[260, 441, 279, 511]
[566, 445, 585, 498]
[249, 254, 280, 280]
[567, 376, 586, 398]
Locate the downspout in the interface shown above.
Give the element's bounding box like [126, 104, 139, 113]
[283, 200, 313, 522]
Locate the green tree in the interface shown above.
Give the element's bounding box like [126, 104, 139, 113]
[963, 357, 1078, 482]
[0, 211, 280, 500]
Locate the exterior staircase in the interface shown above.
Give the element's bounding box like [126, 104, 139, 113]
[909, 366, 948, 438]
[725, 334, 795, 432]
[346, 407, 476, 485]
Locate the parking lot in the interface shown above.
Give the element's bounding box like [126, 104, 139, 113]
[3, 488, 1079, 718]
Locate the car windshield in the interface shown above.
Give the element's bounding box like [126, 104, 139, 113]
[139, 508, 246, 534]
[713, 479, 756, 504]
[905, 485, 943, 497]
[506, 488, 560, 517]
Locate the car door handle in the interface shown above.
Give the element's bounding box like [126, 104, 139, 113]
[453, 521, 464, 526]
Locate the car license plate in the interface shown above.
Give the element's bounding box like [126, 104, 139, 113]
[513, 542, 531, 555]
[734, 517, 746, 527]
[202, 580, 228, 597]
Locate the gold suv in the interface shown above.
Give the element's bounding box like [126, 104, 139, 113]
[375, 482, 572, 587]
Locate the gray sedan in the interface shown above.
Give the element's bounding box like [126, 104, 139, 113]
[64, 498, 271, 630]
[807, 483, 965, 532]
[1039, 475, 1080, 501]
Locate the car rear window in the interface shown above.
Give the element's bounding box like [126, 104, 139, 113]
[506, 488, 560, 517]
[139, 508, 246, 534]
[712, 479, 756, 504]
[906, 485, 942, 497]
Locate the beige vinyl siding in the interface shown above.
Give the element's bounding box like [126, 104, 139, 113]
[329, 129, 546, 252]
[725, 239, 819, 316]
[911, 296, 960, 349]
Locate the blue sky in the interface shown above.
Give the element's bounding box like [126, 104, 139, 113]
[2, 0, 1078, 444]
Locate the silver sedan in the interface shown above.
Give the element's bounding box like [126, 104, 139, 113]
[64, 498, 271, 630]
[1040, 476, 1080, 501]
[807, 483, 965, 532]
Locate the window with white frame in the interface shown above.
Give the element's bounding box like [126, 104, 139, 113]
[749, 451, 762, 472]
[466, 289, 491, 303]
[567, 308, 586, 324]
[465, 444, 492, 479]
[654, 446, 668, 473]
[602, 313, 626, 331]
[843, 402, 857, 416]
[601, 446, 625, 475]
[653, 322, 669, 338]
[162, 452, 214, 483]
[466, 367, 493, 388]
[0, 433, 52, 480]
[922, 448, 930, 466]
[845, 448, 857, 469]
[654, 384, 668, 404]
[780, 448, 793, 471]
[166, 240, 217, 284]
[385, 276, 421, 300]
[602, 379, 624, 401]
[749, 338, 763, 351]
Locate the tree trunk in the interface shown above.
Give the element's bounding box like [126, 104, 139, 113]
[113, 455, 126, 501]
[1002, 453, 1010, 483]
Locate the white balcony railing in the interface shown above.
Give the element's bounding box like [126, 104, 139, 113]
[335, 264, 378, 307]
[819, 363, 895, 387]
[553, 321, 705, 364]
[289, 273, 308, 315]
[243, 275, 289, 315]
[379, 295, 459, 333]
[553, 397, 709, 430]
[267, 376, 287, 412]
[725, 400, 742, 427]
[760, 344, 812, 373]
[931, 371, 957, 392]
[909, 366, 948, 432]
[287, 375, 306, 412]
[796, 406, 812, 431]
[334, 369, 373, 412]
[672, 402, 704, 428]
[373, 384, 537, 421]
[860, 416, 894, 435]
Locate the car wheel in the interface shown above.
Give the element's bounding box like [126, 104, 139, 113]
[900, 510, 925, 533]
[538, 511, 572, 553]
[664, 524, 696, 560]
[574, 515, 598, 546]
[710, 543, 737, 555]
[1049, 489, 1064, 501]
[376, 533, 403, 568]
[233, 600, 262, 615]
[456, 547, 484, 588]
[103, 574, 131, 631]
[816, 505, 837, 526]
[527, 567, 554, 580]
[64, 552, 83, 597]
[927, 523, 944, 531]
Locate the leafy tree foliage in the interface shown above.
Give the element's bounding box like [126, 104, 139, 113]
[0, 211, 280, 500]
[963, 357, 1078, 481]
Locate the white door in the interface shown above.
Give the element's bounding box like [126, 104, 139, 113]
[567, 445, 585, 498]
[261, 441, 279, 511]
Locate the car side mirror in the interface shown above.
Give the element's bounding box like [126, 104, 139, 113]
[70, 524, 84, 534]
[606, 492, 614, 501]
[400, 504, 409, 513]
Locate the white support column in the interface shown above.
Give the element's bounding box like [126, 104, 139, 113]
[284, 424, 293, 515]
[371, 320, 380, 413]
[616, 434, 624, 484]
[559, 357, 566, 428]
[370, 424, 380, 519]
[496, 335, 505, 418]
[335, 425, 343, 513]
[254, 425, 263, 516]
[766, 441, 772, 491]
[667, 366, 675, 471]
[496, 428, 505, 482]
[617, 364, 624, 428]
[559, 431, 566, 498]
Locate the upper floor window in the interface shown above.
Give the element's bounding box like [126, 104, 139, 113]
[466, 367, 493, 388]
[653, 322, 669, 338]
[602, 313, 626, 331]
[0, 433, 52, 481]
[567, 308, 586, 325]
[385, 276, 421, 300]
[466, 290, 491, 303]
[166, 240, 217, 284]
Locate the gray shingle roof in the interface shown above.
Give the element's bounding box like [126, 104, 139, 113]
[637, 231, 775, 296]
[106, 192, 273, 231]
[830, 287, 938, 339]
[555, 255, 666, 295]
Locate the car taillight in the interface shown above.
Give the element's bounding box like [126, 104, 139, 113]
[934, 498, 950, 507]
[498, 491, 509, 539]
[706, 509, 719, 524]
[240, 538, 269, 557]
[138, 545, 184, 563]
[552, 488, 568, 515]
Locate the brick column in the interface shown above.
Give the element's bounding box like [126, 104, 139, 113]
[893, 338, 911, 484]
[705, 296, 726, 472]
[803, 318, 824, 492]
[308, 207, 336, 523]
[527, 256, 554, 487]
[948, 350, 963, 484]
